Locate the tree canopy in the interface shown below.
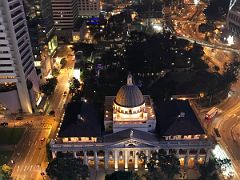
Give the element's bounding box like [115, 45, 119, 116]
[138, 149, 180, 179]
[46, 157, 89, 180]
[40, 77, 58, 96]
[198, 158, 231, 180]
[204, 0, 229, 20]
[0, 164, 12, 180]
[105, 171, 141, 180]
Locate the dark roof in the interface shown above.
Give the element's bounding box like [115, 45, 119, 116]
[104, 128, 159, 143]
[58, 101, 101, 137]
[156, 100, 205, 136]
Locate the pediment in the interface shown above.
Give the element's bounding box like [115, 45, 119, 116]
[107, 137, 156, 148]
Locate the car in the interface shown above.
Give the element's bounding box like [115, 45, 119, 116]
[0, 122, 8, 127]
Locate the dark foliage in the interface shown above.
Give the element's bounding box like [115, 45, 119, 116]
[46, 157, 89, 180]
[105, 171, 141, 180]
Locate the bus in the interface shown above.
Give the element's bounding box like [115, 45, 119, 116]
[205, 107, 218, 121]
[214, 128, 221, 142]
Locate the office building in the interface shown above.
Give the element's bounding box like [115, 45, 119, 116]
[78, 0, 100, 17]
[51, 0, 78, 40]
[23, 0, 58, 79]
[0, 0, 39, 114]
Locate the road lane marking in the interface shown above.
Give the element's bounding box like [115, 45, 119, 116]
[23, 165, 27, 171]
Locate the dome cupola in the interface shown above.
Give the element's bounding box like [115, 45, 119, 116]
[114, 74, 144, 108]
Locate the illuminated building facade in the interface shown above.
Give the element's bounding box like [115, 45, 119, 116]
[0, 0, 39, 113]
[51, 0, 79, 40]
[50, 74, 213, 171]
[227, 0, 240, 35]
[104, 74, 156, 133]
[23, 0, 58, 79]
[78, 0, 100, 17]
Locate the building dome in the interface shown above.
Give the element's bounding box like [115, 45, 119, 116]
[115, 74, 144, 107]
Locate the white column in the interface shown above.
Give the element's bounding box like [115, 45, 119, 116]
[73, 152, 77, 158]
[124, 150, 128, 170]
[94, 151, 98, 170]
[166, 149, 169, 155]
[145, 150, 149, 169]
[195, 149, 200, 166]
[205, 149, 211, 163]
[184, 150, 189, 169]
[105, 151, 109, 169]
[134, 150, 138, 170]
[176, 149, 179, 158]
[52, 151, 57, 159]
[114, 150, 118, 171]
[84, 151, 88, 165]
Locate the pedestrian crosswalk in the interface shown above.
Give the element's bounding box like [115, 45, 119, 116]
[15, 164, 41, 172]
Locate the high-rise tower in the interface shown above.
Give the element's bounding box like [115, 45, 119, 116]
[0, 0, 39, 114]
[51, 0, 79, 40]
[227, 0, 240, 35]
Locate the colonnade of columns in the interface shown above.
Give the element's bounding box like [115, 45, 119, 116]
[52, 148, 212, 171]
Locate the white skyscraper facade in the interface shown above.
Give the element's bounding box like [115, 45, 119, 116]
[227, 0, 240, 35]
[0, 0, 39, 114]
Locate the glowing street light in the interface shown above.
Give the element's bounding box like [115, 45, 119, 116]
[194, 0, 200, 5]
[227, 35, 234, 46]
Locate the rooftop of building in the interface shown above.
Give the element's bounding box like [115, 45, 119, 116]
[58, 101, 101, 137]
[114, 73, 144, 108]
[156, 100, 205, 136]
[104, 95, 156, 122]
[104, 128, 159, 143]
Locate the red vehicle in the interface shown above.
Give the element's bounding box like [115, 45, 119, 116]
[205, 107, 218, 121]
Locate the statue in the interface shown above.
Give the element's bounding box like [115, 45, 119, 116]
[130, 130, 133, 138]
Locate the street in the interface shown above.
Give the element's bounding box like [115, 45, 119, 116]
[8, 45, 75, 180]
[191, 81, 240, 179]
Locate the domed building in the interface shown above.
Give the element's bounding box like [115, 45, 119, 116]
[104, 74, 156, 133]
[51, 74, 213, 173]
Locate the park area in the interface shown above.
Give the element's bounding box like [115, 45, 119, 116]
[0, 128, 25, 145]
[0, 128, 25, 166]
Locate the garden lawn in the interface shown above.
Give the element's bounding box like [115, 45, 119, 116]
[0, 128, 25, 145]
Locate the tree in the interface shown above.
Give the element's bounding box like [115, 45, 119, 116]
[105, 171, 141, 180]
[60, 58, 67, 69]
[46, 157, 89, 180]
[0, 164, 12, 180]
[69, 77, 81, 94]
[222, 60, 240, 84]
[198, 158, 231, 180]
[198, 158, 218, 180]
[143, 168, 165, 180]
[41, 77, 58, 96]
[138, 149, 180, 179]
[204, 0, 229, 21]
[198, 23, 215, 33]
[72, 43, 95, 58]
